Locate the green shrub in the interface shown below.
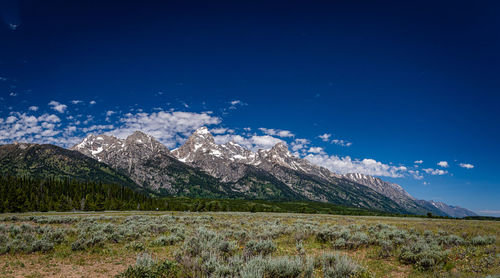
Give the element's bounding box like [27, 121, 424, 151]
[117, 252, 180, 278]
[245, 239, 277, 257]
[470, 235, 496, 246]
[126, 241, 146, 251]
[399, 240, 449, 270]
[322, 253, 367, 278]
[264, 256, 307, 278]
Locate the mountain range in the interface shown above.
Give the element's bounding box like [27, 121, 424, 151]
[0, 127, 477, 217]
[71, 127, 475, 217]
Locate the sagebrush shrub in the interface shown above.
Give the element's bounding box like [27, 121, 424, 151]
[245, 239, 277, 257]
[399, 240, 449, 270]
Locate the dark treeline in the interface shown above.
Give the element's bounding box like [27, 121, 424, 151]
[0, 175, 393, 215]
[1, 176, 493, 220]
[0, 175, 168, 213]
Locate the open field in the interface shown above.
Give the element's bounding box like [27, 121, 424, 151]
[0, 211, 498, 278]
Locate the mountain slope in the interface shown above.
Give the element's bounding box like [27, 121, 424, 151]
[342, 173, 446, 216]
[171, 128, 410, 213]
[0, 143, 137, 188]
[71, 131, 304, 200]
[421, 200, 477, 218]
[70, 128, 476, 217]
[71, 131, 234, 198]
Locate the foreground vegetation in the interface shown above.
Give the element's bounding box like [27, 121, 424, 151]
[0, 211, 498, 277]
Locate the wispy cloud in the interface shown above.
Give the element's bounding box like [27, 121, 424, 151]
[108, 110, 221, 148]
[319, 133, 331, 142]
[307, 147, 324, 154]
[214, 134, 283, 151]
[48, 101, 67, 113]
[423, 168, 448, 175]
[228, 100, 247, 110]
[332, 139, 352, 147]
[318, 133, 352, 146]
[259, 128, 294, 138]
[28, 106, 38, 111]
[459, 163, 474, 169]
[414, 160, 423, 164]
[305, 154, 408, 178]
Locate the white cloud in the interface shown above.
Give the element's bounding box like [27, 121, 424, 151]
[228, 100, 247, 110]
[332, 139, 352, 147]
[414, 160, 423, 164]
[214, 134, 283, 151]
[259, 128, 294, 138]
[48, 101, 68, 113]
[71, 100, 83, 104]
[423, 168, 448, 175]
[83, 124, 114, 133]
[28, 106, 39, 111]
[318, 133, 331, 142]
[318, 133, 351, 146]
[0, 112, 75, 145]
[291, 138, 310, 152]
[437, 161, 449, 168]
[89, 100, 96, 105]
[305, 153, 408, 178]
[307, 147, 324, 154]
[9, 92, 17, 97]
[408, 170, 424, 180]
[108, 110, 221, 148]
[105, 110, 116, 121]
[459, 163, 474, 169]
[210, 127, 234, 134]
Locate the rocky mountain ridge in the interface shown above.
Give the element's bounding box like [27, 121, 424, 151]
[70, 127, 477, 217]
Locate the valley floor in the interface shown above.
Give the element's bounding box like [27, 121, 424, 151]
[0, 211, 498, 278]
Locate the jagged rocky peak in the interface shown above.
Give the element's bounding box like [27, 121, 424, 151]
[72, 131, 169, 162]
[172, 126, 217, 162]
[125, 131, 168, 153]
[190, 126, 215, 142]
[72, 133, 122, 158]
[172, 126, 257, 164]
[343, 173, 408, 194]
[268, 141, 292, 157]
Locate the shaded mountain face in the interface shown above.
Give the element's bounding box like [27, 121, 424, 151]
[0, 143, 137, 188]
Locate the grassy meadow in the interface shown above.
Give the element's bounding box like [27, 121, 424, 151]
[0, 211, 498, 278]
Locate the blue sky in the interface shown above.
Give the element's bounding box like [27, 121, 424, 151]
[0, 0, 499, 215]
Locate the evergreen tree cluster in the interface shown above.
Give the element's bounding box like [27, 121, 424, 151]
[0, 175, 167, 213]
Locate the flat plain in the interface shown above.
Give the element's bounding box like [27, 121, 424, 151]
[0, 211, 498, 278]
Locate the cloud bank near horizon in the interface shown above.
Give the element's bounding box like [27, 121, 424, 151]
[0, 101, 472, 180]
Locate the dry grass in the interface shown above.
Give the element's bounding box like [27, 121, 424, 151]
[0, 211, 498, 278]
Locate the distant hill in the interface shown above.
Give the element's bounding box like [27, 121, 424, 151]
[0, 143, 137, 188]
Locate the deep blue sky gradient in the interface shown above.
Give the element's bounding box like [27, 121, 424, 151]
[1, 0, 499, 215]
